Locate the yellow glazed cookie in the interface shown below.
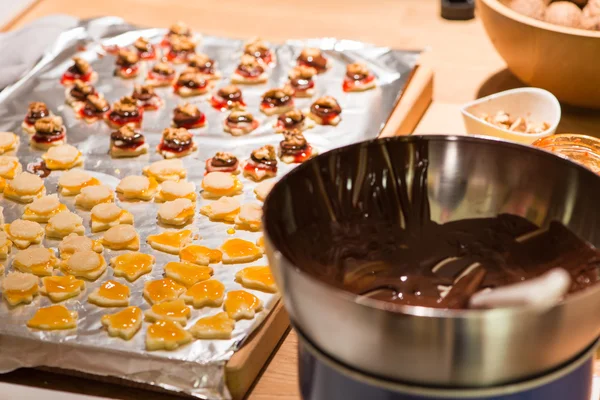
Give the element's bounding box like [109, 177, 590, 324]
[101, 224, 140, 250]
[41, 144, 83, 170]
[101, 306, 143, 340]
[219, 238, 263, 264]
[199, 196, 240, 223]
[155, 180, 196, 202]
[58, 169, 100, 196]
[2, 271, 39, 306]
[253, 179, 275, 201]
[90, 203, 134, 233]
[0, 231, 12, 259]
[224, 290, 263, 320]
[234, 203, 262, 232]
[189, 312, 235, 340]
[0, 156, 22, 179]
[201, 172, 243, 199]
[144, 298, 191, 326]
[45, 210, 84, 239]
[157, 198, 195, 226]
[181, 279, 225, 308]
[235, 266, 277, 293]
[75, 184, 114, 210]
[4, 172, 45, 203]
[143, 278, 186, 305]
[0, 131, 19, 154]
[179, 244, 222, 266]
[27, 305, 77, 330]
[13, 247, 57, 276]
[116, 175, 158, 201]
[40, 275, 85, 302]
[146, 229, 192, 254]
[5, 219, 44, 249]
[58, 233, 103, 260]
[143, 158, 186, 182]
[164, 261, 213, 287]
[88, 279, 130, 307]
[146, 320, 192, 351]
[110, 252, 155, 282]
[60, 250, 107, 280]
[22, 194, 68, 223]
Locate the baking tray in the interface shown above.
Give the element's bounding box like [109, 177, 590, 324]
[0, 17, 419, 399]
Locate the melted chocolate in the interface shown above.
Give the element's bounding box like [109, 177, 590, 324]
[132, 90, 154, 102]
[263, 91, 292, 107]
[219, 88, 242, 102]
[278, 112, 305, 128]
[251, 154, 277, 167]
[173, 109, 199, 126]
[28, 161, 51, 178]
[282, 144, 600, 309]
[280, 139, 307, 156]
[228, 113, 253, 124]
[26, 108, 49, 125]
[290, 77, 313, 91]
[311, 101, 341, 119]
[298, 52, 328, 72]
[211, 155, 238, 167]
[111, 129, 144, 145]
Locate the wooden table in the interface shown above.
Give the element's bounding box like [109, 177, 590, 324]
[3, 1, 600, 399]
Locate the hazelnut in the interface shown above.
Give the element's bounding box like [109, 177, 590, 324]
[177, 103, 199, 117]
[252, 145, 276, 161]
[505, 0, 547, 20]
[169, 21, 191, 36]
[153, 62, 174, 75]
[289, 65, 317, 80]
[214, 152, 236, 163]
[114, 96, 138, 113]
[545, 1, 582, 28]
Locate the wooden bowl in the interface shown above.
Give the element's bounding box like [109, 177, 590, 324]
[477, 0, 600, 109]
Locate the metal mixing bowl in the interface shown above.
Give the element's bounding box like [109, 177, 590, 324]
[263, 135, 600, 387]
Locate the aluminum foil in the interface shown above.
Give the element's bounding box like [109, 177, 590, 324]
[0, 17, 418, 399]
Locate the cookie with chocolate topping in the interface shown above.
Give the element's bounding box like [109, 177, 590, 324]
[243, 145, 278, 181]
[61, 57, 97, 85]
[343, 62, 376, 92]
[285, 66, 317, 98]
[77, 94, 110, 124]
[134, 37, 156, 60]
[167, 35, 196, 64]
[274, 109, 314, 133]
[231, 54, 268, 84]
[157, 127, 197, 159]
[106, 96, 143, 129]
[223, 110, 259, 136]
[114, 49, 140, 79]
[31, 116, 66, 150]
[174, 71, 213, 97]
[244, 37, 276, 66]
[22, 102, 52, 134]
[172, 103, 206, 129]
[110, 126, 148, 158]
[308, 96, 342, 126]
[132, 84, 163, 111]
[147, 62, 176, 87]
[210, 85, 246, 111]
[279, 130, 317, 164]
[297, 48, 331, 74]
[65, 80, 96, 107]
[188, 53, 221, 79]
[260, 87, 295, 116]
[206, 152, 240, 174]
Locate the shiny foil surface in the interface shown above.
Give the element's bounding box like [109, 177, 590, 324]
[0, 17, 418, 399]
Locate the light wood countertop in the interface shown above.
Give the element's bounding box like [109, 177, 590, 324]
[2, 1, 600, 399]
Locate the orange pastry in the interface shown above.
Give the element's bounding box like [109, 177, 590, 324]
[146, 320, 192, 351]
[157, 198, 195, 226]
[2, 272, 39, 306]
[41, 144, 83, 170]
[155, 180, 196, 202]
[0, 231, 12, 259]
[90, 203, 134, 233]
[235, 266, 277, 293]
[234, 203, 262, 232]
[116, 175, 158, 201]
[0, 156, 22, 180]
[58, 169, 100, 196]
[110, 252, 155, 282]
[0, 131, 19, 154]
[4, 219, 44, 249]
[143, 278, 186, 305]
[254, 179, 275, 202]
[4, 172, 45, 203]
[143, 159, 187, 182]
[40, 275, 85, 302]
[199, 196, 240, 223]
[181, 279, 225, 308]
[144, 299, 191, 325]
[22, 194, 68, 223]
[146, 229, 192, 254]
[13, 247, 57, 276]
[88, 279, 130, 307]
[256, 235, 265, 249]
[45, 210, 84, 239]
[101, 224, 140, 251]
[201, 172, 243, 199]
[179, 244, 222, 266]
[219, 238, 263, 264]
[60, 250, 107, 280]
[224, 290, 263, 320]
[101, 306, 143, 340]
[189, 312, 235, 339]
[27, 305, 77, 330]
[164, 261, 213, 286]
[75, 184, 114, 210]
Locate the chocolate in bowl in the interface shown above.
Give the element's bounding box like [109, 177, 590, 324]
[263, 135, 600, 387]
